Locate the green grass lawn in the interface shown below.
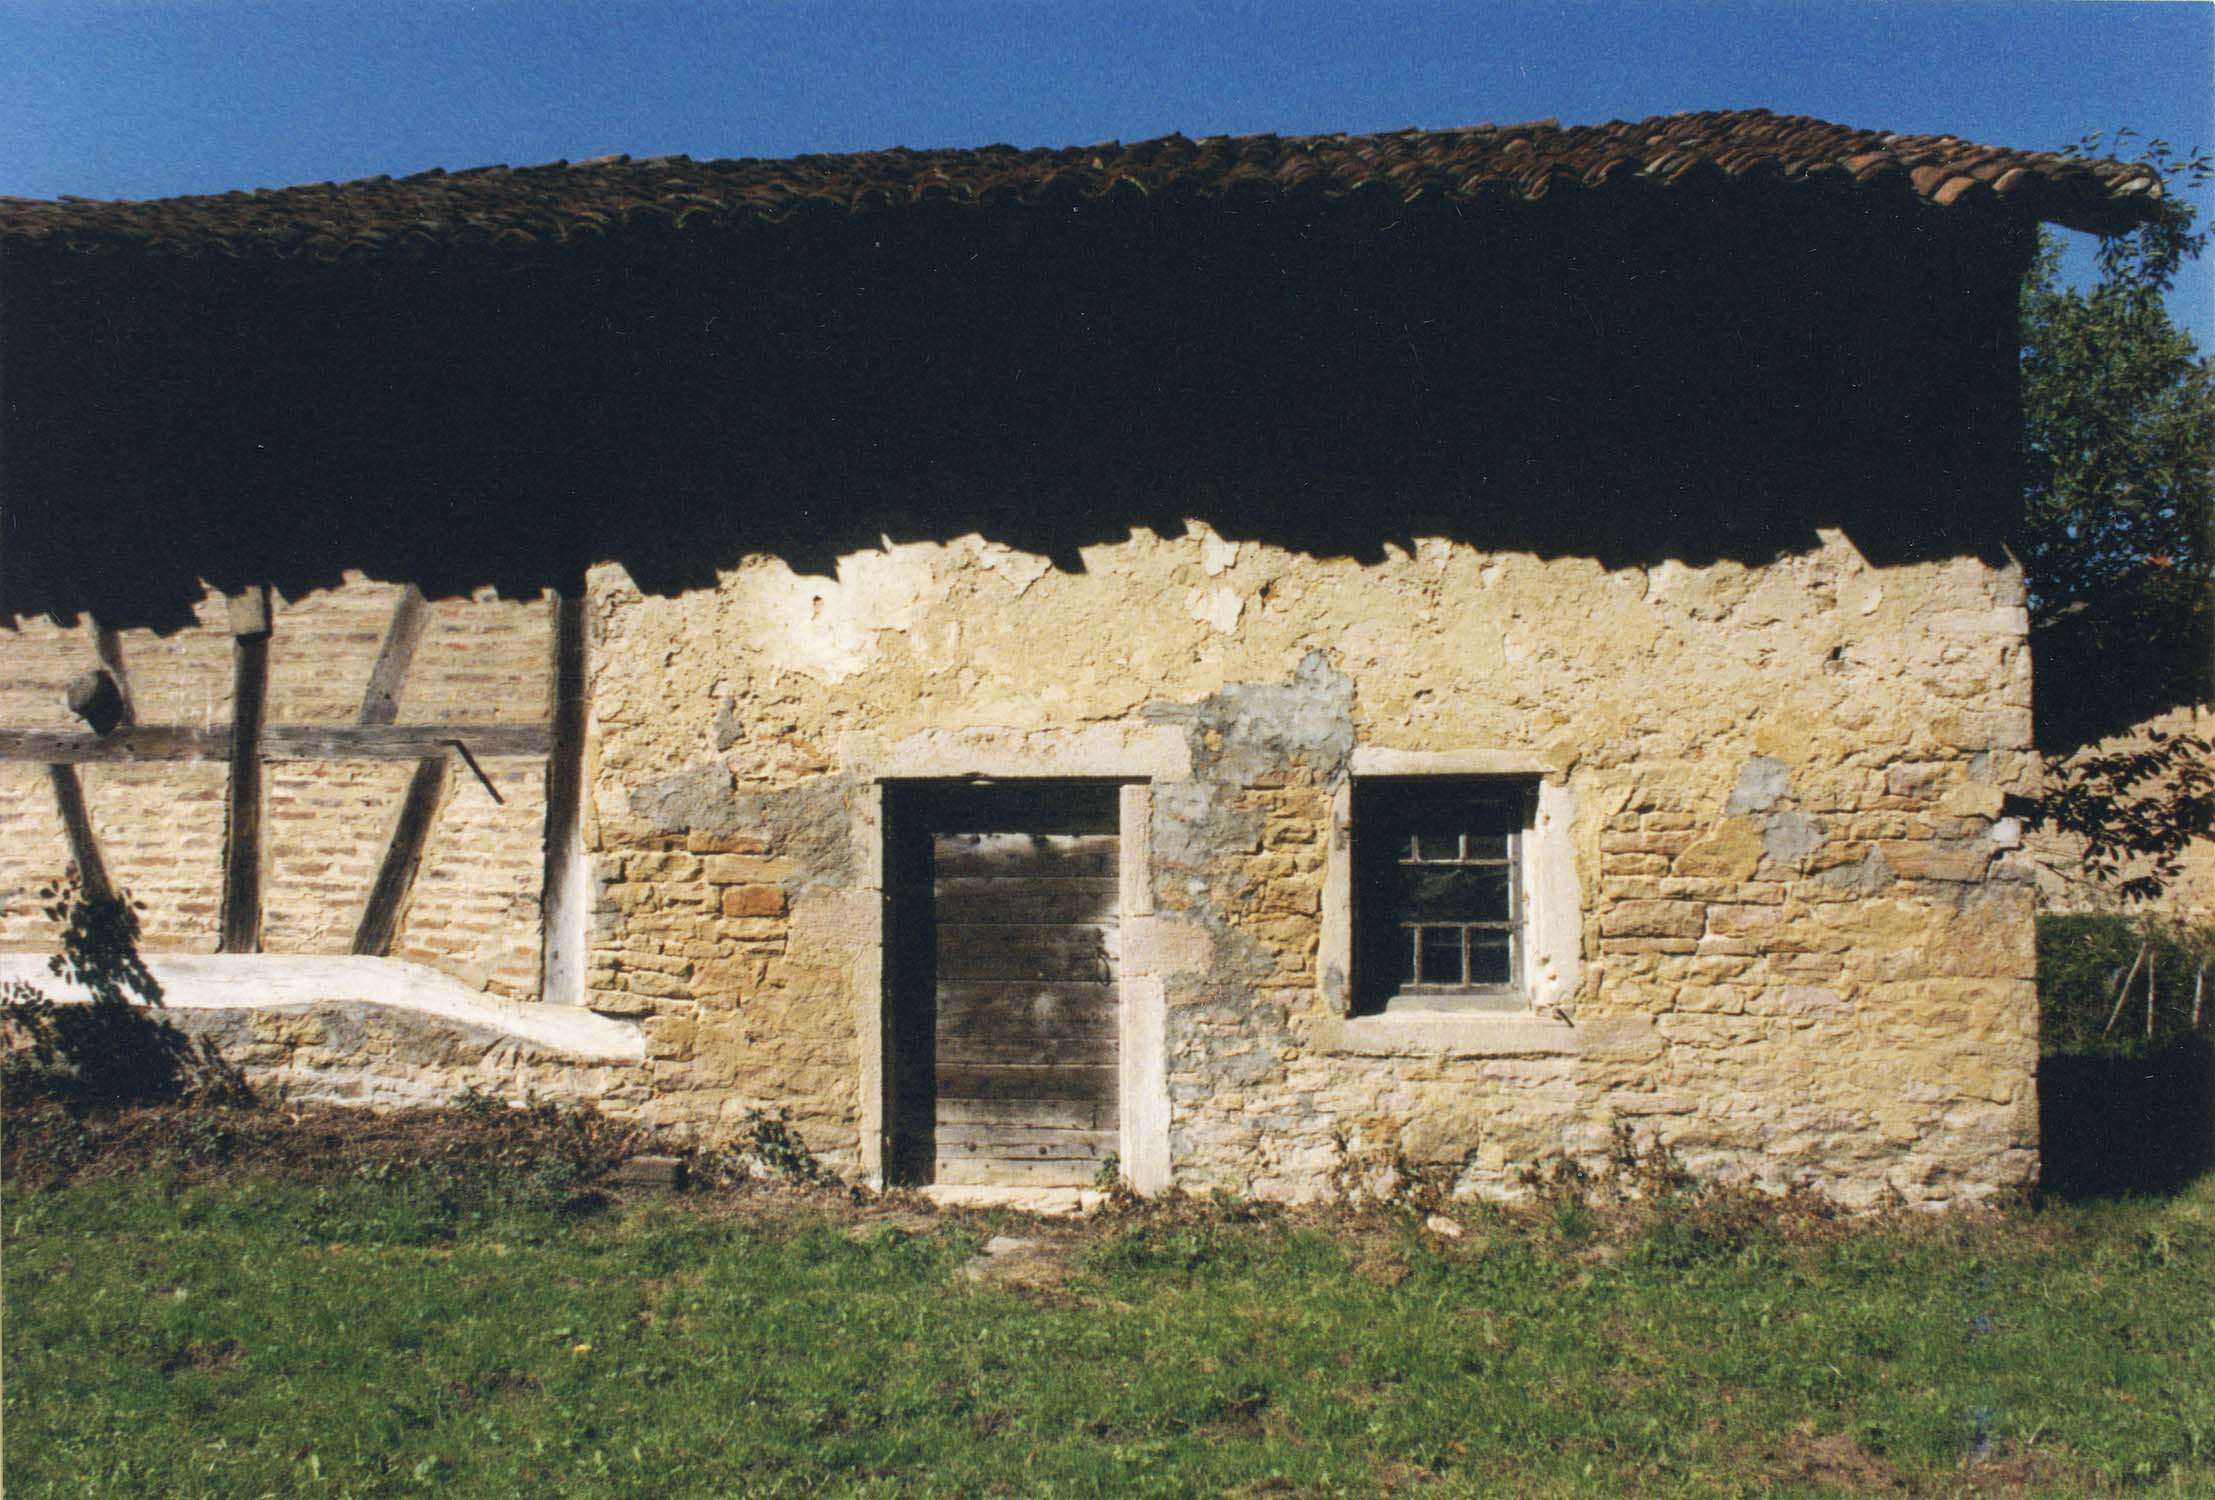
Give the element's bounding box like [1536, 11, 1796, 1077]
[6, 1137, 2214, 1499]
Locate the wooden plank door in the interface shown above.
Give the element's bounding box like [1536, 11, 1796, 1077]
[926, 791, 1120, 1187]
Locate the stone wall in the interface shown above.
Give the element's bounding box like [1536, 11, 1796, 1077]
[578, 523, 2040, 1206]
[4, 531, 2042, 1205]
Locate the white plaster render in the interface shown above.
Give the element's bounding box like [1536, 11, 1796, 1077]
[3, 954, 645, 1061]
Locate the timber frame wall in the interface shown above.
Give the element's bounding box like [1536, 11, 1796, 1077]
[0, 580, 583, 1002]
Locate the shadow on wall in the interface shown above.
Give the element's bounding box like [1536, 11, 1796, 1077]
[2031, 591, 2213, 751]
[2, 878, 252, 1110]
[6, 190, 2031, 627]
[2040, 1036, 2215, 1201]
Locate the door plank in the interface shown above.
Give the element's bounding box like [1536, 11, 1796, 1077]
[936, 1097, 1109, 1130]
[935, 877, 1120, 925]
[936, 1064, 1118, 1103]
[934, 1124, 1117, 1152]
[935, 924, 1116, 982]
[936, 1138, 1113, 1163]
[937, 1033, 1116, 1067]
[937, 981, 1119, 1036]
[932, 832, 1119, 879]
[932, 1158, 1099, 1188]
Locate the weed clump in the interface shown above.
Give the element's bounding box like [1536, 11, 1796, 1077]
[1083, 1188, 1288, 1276]
[1504, 1125, 1845, 1266]
[692, 1108, 839, 1189]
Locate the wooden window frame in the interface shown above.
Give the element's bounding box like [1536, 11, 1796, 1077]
[1352, 776, 1536, 1016]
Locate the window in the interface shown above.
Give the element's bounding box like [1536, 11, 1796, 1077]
[1352, 778, 1535, 1014]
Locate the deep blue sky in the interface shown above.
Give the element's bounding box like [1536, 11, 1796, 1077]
[5, 1, 2210, 342]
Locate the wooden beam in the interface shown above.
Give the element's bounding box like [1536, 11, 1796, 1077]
[0, 723, 549, 764]
[351, 756, 449, 956]
[0, 727, 226, 763]
[261, 724, 550, 761]
[540, 590, 589, 1005]
[219, 633, 269, 954]
[45, 764, 113, 903]
[357, 585, 428, 725]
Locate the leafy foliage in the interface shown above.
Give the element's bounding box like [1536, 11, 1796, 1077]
[2037, 912, 2215, 1055]
[2020, 133, 2213, 752]
[2020, 133, 2212, 627]
[2013, 132, 2214, 907]
[692, 1107, 836, 1188]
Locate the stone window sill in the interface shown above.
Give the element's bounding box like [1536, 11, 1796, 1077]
[1312, 1007, 1581, 1058]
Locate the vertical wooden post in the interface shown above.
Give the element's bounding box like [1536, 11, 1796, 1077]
[2102, 944, 2147, 1037]
[46, 764, 113, 902]
[540, 589, 588, 1005]
[90, 620, 136, 728]
[219, 588, 270, 954]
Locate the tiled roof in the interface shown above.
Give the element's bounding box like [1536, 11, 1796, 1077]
[0, 108, 2164, 264]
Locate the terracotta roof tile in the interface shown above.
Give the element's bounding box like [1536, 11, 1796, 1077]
[0, 108, 2164, 264]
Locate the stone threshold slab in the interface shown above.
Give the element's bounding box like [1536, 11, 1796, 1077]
[917, 1183, 1112, 1215]
[0, 953, 645, 1062]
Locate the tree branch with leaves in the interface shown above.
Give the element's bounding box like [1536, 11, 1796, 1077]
[2015, 132, 2215, 905]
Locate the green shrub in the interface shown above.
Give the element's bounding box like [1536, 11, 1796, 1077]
[2039, 913, 2214, 1056]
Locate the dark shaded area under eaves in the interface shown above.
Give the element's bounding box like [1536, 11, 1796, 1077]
[3, 184, 2036, 630]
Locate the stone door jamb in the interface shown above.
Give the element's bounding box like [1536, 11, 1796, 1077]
[839, 725, 1190, 1192]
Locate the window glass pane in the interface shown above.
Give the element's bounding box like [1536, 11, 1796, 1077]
[1395, 864, 1510, 923]
[1410, 829, 1464, 863]
[1396, 927, 1419, 988]
[1460, 802, 1513, 861]
[1467, 938, 1512, 986]
[1417, 927, 1465, 986]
